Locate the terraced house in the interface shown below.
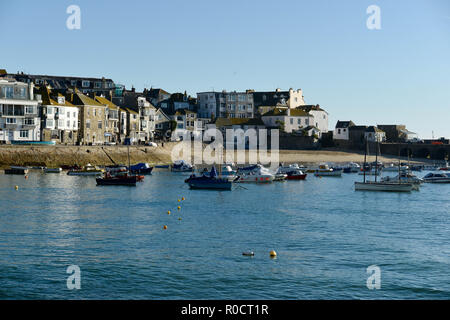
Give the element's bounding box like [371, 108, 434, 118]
[39, 86, 79, 144]
[67, 89, 106, 145]
[95, 95, 120, 144]
[0, 78, 40, 143]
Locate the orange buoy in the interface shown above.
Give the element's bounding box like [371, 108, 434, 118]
[163, 225, 167, 230]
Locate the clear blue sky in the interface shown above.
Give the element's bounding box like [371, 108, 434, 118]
[1, 0, 449, 138]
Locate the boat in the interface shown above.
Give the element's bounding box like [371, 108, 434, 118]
[237, 164, 260, 174]
[4, 166, 29, 175]
[422, 172, 450, 183]
[129, 162, 154, 175]
[220, 165, 238, 181]
[438, 162, 449, 171]
[314, 164, 342, 177]
[237, 165, 275, 183]
[273, 173, 288, 181]
[355, 138, 413, 192]
[44, 167, 62, 173]
[383, 164, 409, 172]
[343, 162, 360, 173]
[171, 160, 193, 172]
[67, 164, 104, 176]
[96, 171, 138, 186]
[381, 172, 423, 190]
[186, 166, 232, 190]
[276, 164, 307, 180]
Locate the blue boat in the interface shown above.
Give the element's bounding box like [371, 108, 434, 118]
[186, 167, 232, 190]
[129, 163, 154, 174]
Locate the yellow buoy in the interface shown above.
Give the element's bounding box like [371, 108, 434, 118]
[177, 199, 181, 202]
[167, 210, 171, 215]
[14, 185, 19, 190]
[163, 225, 167, 230]
[269, 250, 277, 258]
[177, 206, 181, 210]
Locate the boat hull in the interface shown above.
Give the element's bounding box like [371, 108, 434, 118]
[354, 182, 413, 192]
[286, 173, 307, 180]
[188, 179, 232, 190]
[68, 171, 103, 176]
[96, 177, 137, 186]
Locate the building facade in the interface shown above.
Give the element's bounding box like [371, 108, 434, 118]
[0, 79, 40, 143]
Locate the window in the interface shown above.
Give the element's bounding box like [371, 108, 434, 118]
[47, 107, 53, 114]
[67, 112, 70, 118]
[338, 129, 341, 134]
[298, 118, 301, 125]
[67, 120, 70, 127]
[290, 118, 293, 125]
[94, 82, 101, 88]
[46, 119, 54, 127]
[6, 118, 16, 124]
[98, 121, 102, 129]
[25, 106, 34, 114]
[70, 80, 77, 87]
[94, 109, 97, 116]
[24, 118, 34, 125]
[20, 130, 29, 138]
[82, 80, 90, 87]
[86, 120, 91, 129]
[73, 111, 76, 118]
[73, 121, 76, 128]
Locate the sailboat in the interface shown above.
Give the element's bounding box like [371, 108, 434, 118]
[186, 166, 233, 190]
[355, 138, 413, 192]
[96, 146, 138, 186]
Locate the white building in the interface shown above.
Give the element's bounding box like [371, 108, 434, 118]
[0, 79, 40, 142]
[365, 126, 386, 142]
[299, 105, 329, 134]
[261, 108, 314, 134]
[137, 96, 156, 141]
[333, 121, 355, 140]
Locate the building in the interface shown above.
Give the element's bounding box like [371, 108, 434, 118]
[253, 88, 305, 111]
[94, 96, 120, 144]
[197, 90, 254, 120]
[158, 92, 196, 115]
[67, 89, 107, 145]
[348, 125, 368, 147]
[297, 105, 329, 134]
[118, 108, 128, 142]
[7, 71, 115, 97]
[39, 86, 79, 144]
[155, 108, 172, 140]
[365, 126, 386, 142]
[125, 108, 139, 143]
[261, 107, 314, 134]
[136, 97, 156, 142]
[172, 109, 197, 133]
[144, 88, 171, 106]
[333, 121, 355, 141]
[0, 79, 41, 143]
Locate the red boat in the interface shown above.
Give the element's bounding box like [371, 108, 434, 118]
[286, 172, 307, 180]
[96, 171, 140, 186]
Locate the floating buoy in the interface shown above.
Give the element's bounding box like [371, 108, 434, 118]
[178, 217, 182, 221]
[242, 251, 254, 256]
[181, 197, 185, 201]
[269, 250, 277, 258]
[14, 185, 19, 190]
[24, 176, 28, 179]
[163, 225, 167, 230]
[177, 199, 181, 202]
[167, 210, 171, 215]
[177, 206, 181, 210]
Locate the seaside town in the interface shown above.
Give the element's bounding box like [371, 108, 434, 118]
[1, 68, 449, 189]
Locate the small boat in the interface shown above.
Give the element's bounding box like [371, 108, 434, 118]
[129, 163, 154, 175]
[44, 167, 62, 173]
[237, 165, 275, 183]
[383, 164, 409, 172]
[276, 164, 307, 180]
[285, 171, 307, 180]
[355, 181, 413, 192]
[5, 166, 29, 175]
[220, 165, 238, 181]
[314, 164, 342, 177]
[186, 167, 232, 190]
[237, 164, 260, 174]
[381, 172, 423, 190]
[171, 160, 193, 172]
[343, 162, 360, 173]
[67, 164, 104, 176]
[96, 171, 138, 186]
[422, 172, 450, 183]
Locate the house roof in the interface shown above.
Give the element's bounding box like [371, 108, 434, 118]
[262, 107, 311, 117]
[214, 117, 265, 127]
[40, 87, 75, 107]
[335, 120, 355, 129]
[156, 108, 171, 121]
[69, 90, 104, 107]
[174, 109, 196, 116]
[125, 107, 138, 115]
[297, 104, 326, 113]
[302, 125, 320, 131]
[95, 96, 119, 110]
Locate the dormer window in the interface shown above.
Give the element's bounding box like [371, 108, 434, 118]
[82, 80, 90, 87]
[57, 96, 65, 104]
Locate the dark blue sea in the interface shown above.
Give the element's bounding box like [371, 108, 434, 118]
[0, 169, 449, 299]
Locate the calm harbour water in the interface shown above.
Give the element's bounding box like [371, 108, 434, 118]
[0, 169, 449, 299]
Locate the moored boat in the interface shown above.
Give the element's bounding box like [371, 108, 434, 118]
[422, 172, 450, 183]
[186, 167, 232, 190]
[171, 160, 193, 172]
[237, 165, 275, 183]
[96, 171, 138, 186]
[67, 164, 104, 176]
[129, 162, 154, 175]
[355, 181, 413, 192]
[314, 164, 342, 177]
[5, 166, 29, 175]
[44, 167, 62, 173]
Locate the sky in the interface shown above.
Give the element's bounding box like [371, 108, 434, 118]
[1, 0, 449, 138]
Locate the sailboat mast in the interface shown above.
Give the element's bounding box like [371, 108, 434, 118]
[363, 138, 367, 183]
[374, 136, 379, 182]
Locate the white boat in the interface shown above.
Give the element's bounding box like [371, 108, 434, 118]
[422, 172, 450, 183]
[171, 160, 193, 172]
[355, 181, 413, 192]
[383, 164, 409, 172]
[237, 165, 275, 183]
[220, 165, 238, 181]
[67, 164, 104, 176]
[381, 172, 423, 190]
[44, 167, 62, 173]
[314, 164, 342, 177]
[343, 162, 361, 173]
